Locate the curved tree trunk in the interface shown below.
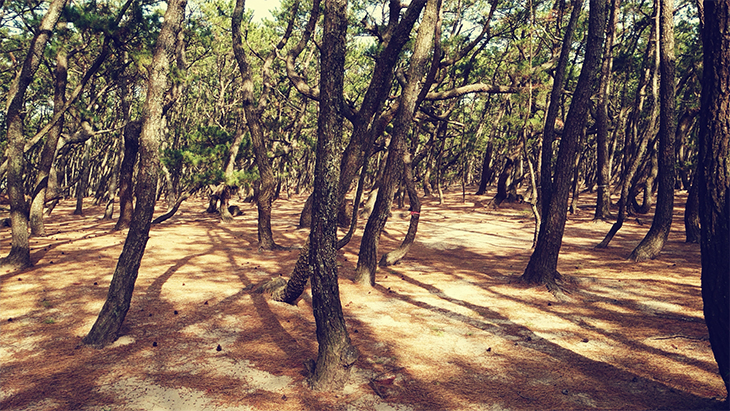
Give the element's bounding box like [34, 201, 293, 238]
[30, 47, 68, 236]
[83, 0, 187, 347]
[522, 0, 606, 291]
[698, 0, 730, 398]
[379, 152, 421, 267]
[354, 0, 440, 286]
[628, 0, 676, 261]
[1, 0, 66, 271]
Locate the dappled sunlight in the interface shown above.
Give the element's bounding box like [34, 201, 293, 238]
[0, 192, 725, 410]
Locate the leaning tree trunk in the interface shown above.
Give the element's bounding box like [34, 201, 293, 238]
[628, 0, 676, 262]
[522, 0, 606, 291]
[307, 0, 358, 391]
[30, 47, 67, 236]
[379, 152, 421, 267]
[83, 0, 187, 347]
[231, 0, 282, 250]
[354, 0, 439, 286]
[698, 0, 730, 398]
[73, 138, 93, 215]
[1, 0, 66, 270]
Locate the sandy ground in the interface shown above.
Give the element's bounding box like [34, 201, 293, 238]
[0, 188, 726, 411]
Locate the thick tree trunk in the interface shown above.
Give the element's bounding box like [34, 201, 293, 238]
[1, 0, 66, 270]
[628, 0, 676, 261]
[114, 120, 141, 231]
[307, 0, 358, 391]
[522, 0, 606, 290]
[83, 0, 187, 347]
[354, 0, 439, 286]
[698, 0, 730, 398]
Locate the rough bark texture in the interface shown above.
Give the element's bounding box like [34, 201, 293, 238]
[114, 120, 141, 231]
[379, 152, 421, 267]
[522, 0, 606, 290]
[83, 0, 187, 347]
[354, 0, 439, 286]
[594, 0, 621, 220]
[698, 0, 730, 398]
[30, 48, 67, 236]
[1, 0, 67, 270]
[628, 0, 675, 262]
[307, 0, 358, 391]
[232, 0, 282, 250]
[539, 0, 582, 219]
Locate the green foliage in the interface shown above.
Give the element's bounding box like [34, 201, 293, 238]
[162, 125, 253, 190]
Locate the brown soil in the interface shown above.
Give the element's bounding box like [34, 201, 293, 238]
[0, 189, 726, 411]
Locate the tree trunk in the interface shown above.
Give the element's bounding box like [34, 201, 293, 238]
[30, 47, 68, 236]
[104, 135, 123, 220]
[232, 0, 281, 250]
[307, 0, 358, 391]
[684, 170, 700, 243]
[594, 0, 621, 220]
[539, 0, 582, 220]
[354, 0, 440, 286]
[628, 0, 676, 261]
[73, 138, 93, 215]
[114, 120, 141, 231]
[1, 0, 66, 271]
[522, 0, 606, 291]
[83, 0, 187, 347]
[379, 151, 421, 267]
[698, 0, 730, 398]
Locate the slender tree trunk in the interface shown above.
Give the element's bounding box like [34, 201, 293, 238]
[595, 0, 621, 220]
[1, 0, 67, 270]
[522, 0, 606, 291]
[83, 0, 187, 347]
[232, 0, 281, 250]
[379, 151, 421, 266]
[684, 169, 701, 243]
[698, 0, 730, 398]
[540, 0, 582, 220]
[354, 0, 440, 286]
[628, 0, 676, 261]
[307, 0, 358, 391]
[104, 135, 123, 220]
[73, 138, 93, 215]
[30, 47, 67, 235]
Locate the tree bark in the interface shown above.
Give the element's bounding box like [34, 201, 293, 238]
[232, 0, 286, 250]
[307, 0, 358, 391]
[354, 0, 440, 286]
[684, 169, 701, 243]
[1, 0, 67, 270]
[30, 47, 67, 235]
[114, 120, 141, 231]
[628, 0, 676, 261]
[83, 0, 187, 347]
[522, 0, 606, 291]
[698, 0, 730, 398]
[594, 0, 621, 220]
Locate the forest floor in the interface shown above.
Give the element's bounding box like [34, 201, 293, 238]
[0, 188, 726, 411]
